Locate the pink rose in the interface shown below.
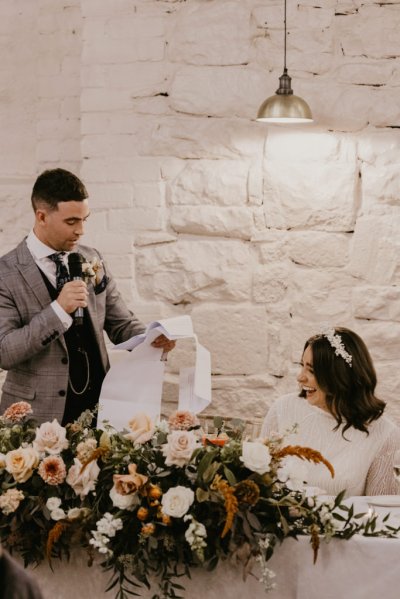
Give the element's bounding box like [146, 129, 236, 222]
[162, 430, 199, 467]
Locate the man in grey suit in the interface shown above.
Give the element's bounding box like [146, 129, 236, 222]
[0, 169, 174, 424]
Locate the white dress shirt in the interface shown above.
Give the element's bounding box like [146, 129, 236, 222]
[26, 230, 73, 329]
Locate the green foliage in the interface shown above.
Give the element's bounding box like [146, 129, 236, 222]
[0, 409, 399, 598]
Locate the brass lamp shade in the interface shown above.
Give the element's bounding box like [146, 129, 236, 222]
[257, 94, 313, 123]
[257, 70, 313, 124]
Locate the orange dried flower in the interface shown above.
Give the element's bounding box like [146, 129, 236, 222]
[274, 445, 335, 478]
[211, 474, 239, 538]
[310, 523, 320, 563]
[80, 447, 109, 473]
[46, 521, 68, 561]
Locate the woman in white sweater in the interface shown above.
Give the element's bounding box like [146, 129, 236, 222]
[261, 327, 400, 497]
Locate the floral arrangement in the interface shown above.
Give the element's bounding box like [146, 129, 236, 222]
[0, 402, 399, 599]
[81, 256, 103, 285]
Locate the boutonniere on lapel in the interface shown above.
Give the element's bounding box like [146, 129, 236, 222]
[81, 256, 109, 294]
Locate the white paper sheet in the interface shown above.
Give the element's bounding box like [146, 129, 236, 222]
[97, 315, 211, 430]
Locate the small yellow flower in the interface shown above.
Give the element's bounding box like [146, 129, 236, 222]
[137, 507, 149, 521]
[147, 484, 162, 500]
[141, 522, 156, 536]
[161, 513, 171, 526]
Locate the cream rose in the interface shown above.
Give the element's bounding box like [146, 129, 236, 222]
[109, 485, 139, 511]
[0, 488, 24, 515]
[33, 419, 69, 455]
[161, 486, 194, 518]
[5, 446, 40, 482]
[124, 413, 155, 444]
[162, 430, 199, 467]
[66, 458, 100, 499]
[240, 441, 272, 475]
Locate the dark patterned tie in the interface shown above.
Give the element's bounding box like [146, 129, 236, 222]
[49, 252, 70, 292]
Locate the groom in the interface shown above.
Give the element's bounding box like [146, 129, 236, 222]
[0, 168, 174, 425]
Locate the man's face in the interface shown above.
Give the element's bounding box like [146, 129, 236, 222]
[34, 200, 90, 251]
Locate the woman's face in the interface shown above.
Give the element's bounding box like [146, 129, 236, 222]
[297, 345, 328, 411]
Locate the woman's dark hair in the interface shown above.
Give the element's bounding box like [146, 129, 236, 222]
[31, 168, 88, 210]
[300, 327, 385, 435]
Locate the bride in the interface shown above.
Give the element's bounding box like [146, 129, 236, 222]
[261, 327, 400, 497]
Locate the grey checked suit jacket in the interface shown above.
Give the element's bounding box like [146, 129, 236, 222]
[0, 240, 145, 423]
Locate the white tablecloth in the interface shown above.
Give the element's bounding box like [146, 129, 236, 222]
[27, 553, 264, 598]
[26, 534, 400, 599]
[25, 496, 400, 599]
[268, 535, 400, 599]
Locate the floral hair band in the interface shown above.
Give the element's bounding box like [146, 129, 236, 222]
[323, 328, 353, 367]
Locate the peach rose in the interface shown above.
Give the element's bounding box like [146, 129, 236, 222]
[113, 463, 148, 496]
[124, 413, 155, 444]
[5, 446, 40, 483]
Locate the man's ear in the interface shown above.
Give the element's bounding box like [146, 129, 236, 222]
[35, 208, 48, 224]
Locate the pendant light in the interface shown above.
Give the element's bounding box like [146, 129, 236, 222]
[256, 0, 313, 123]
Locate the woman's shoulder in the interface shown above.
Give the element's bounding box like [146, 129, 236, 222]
[370, 413, 400, 437]
[363, 413, 400, 451]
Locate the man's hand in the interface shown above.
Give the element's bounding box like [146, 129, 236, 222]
[151, 334, 176, 353]
[56, 280, 89, 314]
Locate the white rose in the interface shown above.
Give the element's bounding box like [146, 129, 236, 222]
[5, 446, 40, 482]
[161, 486, 194, 518]
[109, 485, 138, 511]
[240, 441, 272, 475]
[51, 508, 66, 521]
[46, 497, 62, 511]
[0, 453, 6, 469]
[34, 420, 69, 455]
[66, 458, 100, 499]
[277, 456, 308, 491]
[162, 431, 199, 467]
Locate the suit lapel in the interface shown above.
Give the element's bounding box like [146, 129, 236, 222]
[15, 241, 53, 309]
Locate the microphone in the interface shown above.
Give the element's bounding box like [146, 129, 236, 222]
[68, 252, 85, 326]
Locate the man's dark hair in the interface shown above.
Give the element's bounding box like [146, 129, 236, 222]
[31, 168, 88, 211]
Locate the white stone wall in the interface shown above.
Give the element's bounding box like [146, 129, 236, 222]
[1, 0, 400, 423]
